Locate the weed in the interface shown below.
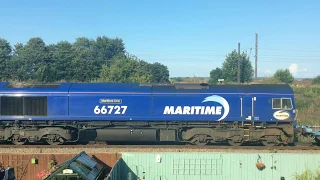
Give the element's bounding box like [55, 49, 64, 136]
[294, 167, 320, 180]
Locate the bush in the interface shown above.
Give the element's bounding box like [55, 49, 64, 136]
[312, 75, 320, 85]
[255, 77, 282, 84]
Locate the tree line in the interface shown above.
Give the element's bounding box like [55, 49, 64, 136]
[1, 35, 318, 85]
[207, 50, 320, 85]
[0, 36, 170, 83]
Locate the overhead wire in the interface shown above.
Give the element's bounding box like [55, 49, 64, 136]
[0, 46, 319, 63]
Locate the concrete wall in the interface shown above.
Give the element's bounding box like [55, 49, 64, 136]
[108, 152, 320, 180]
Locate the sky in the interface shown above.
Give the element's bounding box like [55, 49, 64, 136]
[1, 0, 320, 78]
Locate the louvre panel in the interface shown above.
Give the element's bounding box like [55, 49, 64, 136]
[24, 97, 47, 116]
[0, 96, 47, 116]
[0, 96, 23, 115]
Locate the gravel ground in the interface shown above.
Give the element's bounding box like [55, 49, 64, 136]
[1, 147, 320, 154]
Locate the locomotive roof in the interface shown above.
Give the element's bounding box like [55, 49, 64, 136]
[0, 82, 72, 93]
[0, 82, 293, 94]
[147, 83, 293, 94]
[68, 83, 293, 93]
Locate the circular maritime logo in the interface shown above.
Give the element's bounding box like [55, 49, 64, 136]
[273, 110, 290, 120]
[202, 95, 230, 121]
[163, 95, 230, 121]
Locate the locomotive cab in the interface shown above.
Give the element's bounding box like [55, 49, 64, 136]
[270, 97, 296, 122]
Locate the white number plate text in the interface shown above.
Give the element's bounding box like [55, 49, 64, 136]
[94, 105, 128, 115]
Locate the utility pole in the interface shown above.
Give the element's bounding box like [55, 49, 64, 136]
[255, 33, 258, 79]
[237, 42, 240, 84]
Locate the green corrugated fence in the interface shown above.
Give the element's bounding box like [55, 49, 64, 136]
[107, 152, 320, 180]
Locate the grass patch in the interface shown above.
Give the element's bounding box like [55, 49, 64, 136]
[292, 85, 320, 126]
[294, 167, 320, 180]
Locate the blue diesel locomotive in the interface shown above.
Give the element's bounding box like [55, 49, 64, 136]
[0, 82, 297, 146]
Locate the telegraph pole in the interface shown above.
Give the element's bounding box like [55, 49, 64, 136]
[255, 33, 258, 79]
[237, 43, 240, 84]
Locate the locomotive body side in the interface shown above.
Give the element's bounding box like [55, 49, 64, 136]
[168, 84, 297, 146]
[68, 83, 153, 121]
[151, 84, 296, 123]
[0, 82, 298, 146]
[152, 87, 242, 122]
[240, 93, 296, 123]
[0, 82, 75, 145]
[0, 82, 71, 121]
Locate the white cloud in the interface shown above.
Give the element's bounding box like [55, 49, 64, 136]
[259, 64, 308, 78]
[289, 63, 307, 76]
[289, 64, 298, 74]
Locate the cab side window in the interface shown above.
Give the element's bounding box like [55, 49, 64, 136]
[272, 98, 281, 109]
[282, 98, 293, 109]
[272, 98, 292, 109]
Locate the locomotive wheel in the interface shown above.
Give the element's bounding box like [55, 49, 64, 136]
[46, 135, 64, 145]
[11, 135, 27, 145]
[228, 136, 243, 146]
[227, 139, 242, 146]
[261, 140, 277, 146]
[314, 137, 320, 145]
[260, 136, 282, 146]
[190, 134, 209, 146]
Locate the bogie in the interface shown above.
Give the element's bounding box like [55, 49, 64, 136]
[0, 120, 296, 146]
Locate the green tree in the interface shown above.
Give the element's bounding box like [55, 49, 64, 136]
[221, 50, 253, 83]
[71, 37, 96, 81]
[100, 56, 153, 83]
[273, 69, 294, 84]
[93, 36, 125, 63]
[0, 38, 12, 80]
[48, 41, 74, 81]
[208, 50, 254, 84]
[149, 62, 170, 83]
[1, 35, 170, 83]
[312, 75, 320, 85]
[208, 67, 223, 84]
[9, 37, 50, 81]
[103, 53, 169, 83]
[70, 36, 127, 82]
